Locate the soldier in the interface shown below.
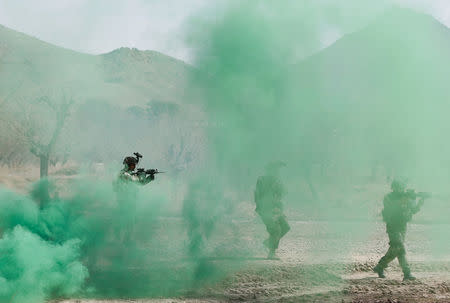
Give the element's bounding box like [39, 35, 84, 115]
[114, 153, 154, 243]
[116, 154, 154, 187]
[254, 161, 290, 259]
[373, 178, 429, 281]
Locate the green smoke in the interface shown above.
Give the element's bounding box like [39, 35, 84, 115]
[186, 1, 392, 188]
[186, 0, 450, 266]
[0, 185, 87, 303]
[1, 0, 450, 301]
[0, 176, 208, 301]
[0, 226, 86, 303]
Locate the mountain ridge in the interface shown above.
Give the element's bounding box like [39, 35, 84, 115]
[2, 7, 449, 109]
[292, 6, 450, 105]
[0, 23, 191, 63]
[0, 23, 194, 108]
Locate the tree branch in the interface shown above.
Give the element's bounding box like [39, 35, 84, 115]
[47, 94, 74, 153]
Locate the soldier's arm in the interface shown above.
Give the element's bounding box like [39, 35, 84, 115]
[381, 194, 391, 221]
[410, 197, 424, 214]
[120, 171, 139, 182]
[139, 174, 154, 185]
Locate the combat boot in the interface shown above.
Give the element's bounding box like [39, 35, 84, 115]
[373, 265, 386, 278]
[403, 274, 416, 281]
[267, 249, 279, 260]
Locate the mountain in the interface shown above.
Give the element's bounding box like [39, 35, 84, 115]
[285, 7, 450, 173]
[0, 24, 194, 107]
[293, 7, 450, 111]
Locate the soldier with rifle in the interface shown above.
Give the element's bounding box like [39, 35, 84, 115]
[374, 178, 431, 281]
[116, 152, 163, 187]
[114, 152, 163, 243]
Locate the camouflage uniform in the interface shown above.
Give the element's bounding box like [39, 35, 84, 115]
[113, 166, 153, 243]
[116, 167, 153, 187]
[375, 189, 423, 279]
[254, 174, 290, 257]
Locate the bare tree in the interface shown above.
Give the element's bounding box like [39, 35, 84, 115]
[6, 90, 74, 178]
[31, 94, 74, 178]
[157, 109, 206, 174]
[0, 82, 32, 168]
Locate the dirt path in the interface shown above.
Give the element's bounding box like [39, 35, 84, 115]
[0, 189, 437, 303]
[206, 261, 450, 302]
[343, 271, 450, 303]
[58, 260, 450, 303]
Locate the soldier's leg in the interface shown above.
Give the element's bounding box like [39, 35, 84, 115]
[279, 214, 290, 238]
[397, 250, 411, 276]
[267, 219, 282, 250]
[375, 232, 402, 277]
[396, 236, 414, 280]
[269, 209, 288, 248]
[377, 244, 398, 270]
[261, 213, 281, 257]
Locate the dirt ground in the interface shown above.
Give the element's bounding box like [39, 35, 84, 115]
[57, 262, 450, 303]
[56, 262, 450, 303]
[1, 168, 448, 303]
[55, 220, 450, 303]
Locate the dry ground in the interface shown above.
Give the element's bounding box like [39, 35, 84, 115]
[56, 262, 450, 303]
[1, 167, 448, 303]
[56, 219, 450, 303]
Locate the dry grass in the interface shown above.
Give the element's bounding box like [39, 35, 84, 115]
[0, 165, 39, 192]
[0, 162, 80, 192]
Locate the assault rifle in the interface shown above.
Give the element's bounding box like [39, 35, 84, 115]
[406, 189, 432, 200]
[130, 152, 164, 180]
[133, 168, 165, 177]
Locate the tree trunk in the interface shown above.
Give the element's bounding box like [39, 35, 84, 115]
[40, 154, 49, 178]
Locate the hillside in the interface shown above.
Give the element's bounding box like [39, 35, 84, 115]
[296, 7, 450, 101]
[0, 24, 206, 168]
[0, 24, 194, 107]
[2, 8, 450, 172]
[286, 7, 450, 176]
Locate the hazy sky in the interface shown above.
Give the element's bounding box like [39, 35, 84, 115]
[0, 0, 449, 62]
[0, 0, 217, 61]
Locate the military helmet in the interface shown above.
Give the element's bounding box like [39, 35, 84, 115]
[391, 178, 406, 191]
[123, 156, 137, 166]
